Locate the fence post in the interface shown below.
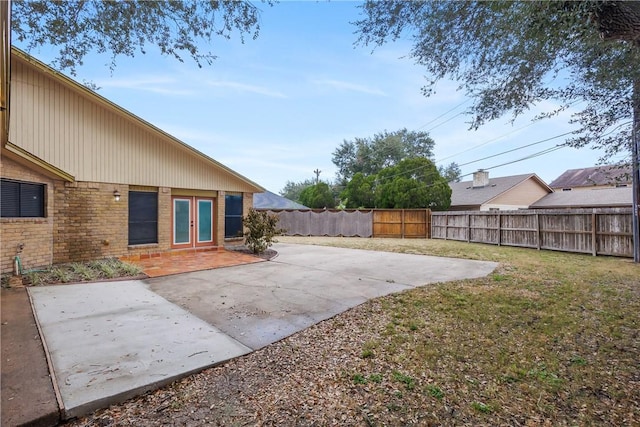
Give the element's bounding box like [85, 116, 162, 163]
[467, 213, 471, 243]
[425, 209, 430, 239]
[497, 212, 502, 246]
[444, 213, 448, 240]
[536, 213, 541, 250]
[401, 209, 405, 239]
[591, 211, 597, 256]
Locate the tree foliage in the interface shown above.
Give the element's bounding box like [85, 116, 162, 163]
[375, 158, 451, 210]
[438, 162, 462, 183]
[299, 182, 336, 209]
[340, 172, 377, 209]
[279, 179, 315, 204]
[339, 158, 451, 209]
[332, 128, 436, 184]
[12, 0, 271, 74]
[354, 1, 640, 160]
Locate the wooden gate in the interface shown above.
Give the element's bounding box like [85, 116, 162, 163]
[372, 209, 431, 238]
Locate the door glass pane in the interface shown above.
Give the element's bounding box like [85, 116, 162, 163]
[198, 200, 213, 242]
[174, 199, 191, 244]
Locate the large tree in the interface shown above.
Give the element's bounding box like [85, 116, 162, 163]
[332, 128, 436, 184]
[299, 182, 336, 209]
[340, 172, 377, 209]
[355, 0, 640, 260]
[375, 157, 451, 210]
[11, 0, 271, 74]
[279, 179, 315, 205]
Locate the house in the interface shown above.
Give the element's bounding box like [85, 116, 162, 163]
[1, 48, 264, 274]
[530, 187, 632, 209]
[253, 191, 308, 210]
[549, 165, 632, 191]
[448, 170, 552, 211]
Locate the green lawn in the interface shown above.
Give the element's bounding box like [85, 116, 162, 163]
[277, 236, 640, 425]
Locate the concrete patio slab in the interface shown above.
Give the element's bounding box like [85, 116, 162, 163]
[149, 243, 498, 350]
[28, 281, 251, 419]
[26, 243, 497, 421]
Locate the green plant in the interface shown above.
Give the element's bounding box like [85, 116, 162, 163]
[570, 355, 587, 366]
[50, 267, 73, 283]
[361, 340, 377, 359]
[352, 374, 367, 384]
[425, 384, 444, 399]
[117, 261, 144, 276]
[70, 262, 98, 281]
[369, 373, 383, 383]
[392, 371, 416, 391]
[471, 401, 494, 414]
[93, 259, 118, 278]
[242, 208, 285, 254]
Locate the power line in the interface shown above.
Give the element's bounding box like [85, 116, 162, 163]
[435, 99, 585, 164]
[455, 131, 574, 168]
[458, 144, 568, 179]
[416, 99, 470, 131]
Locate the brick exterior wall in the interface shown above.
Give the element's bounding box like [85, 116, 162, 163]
[3, 158, 252, 270]
[53, 181, 129, 263]
[1, 157, 57, 273]
[217, 191, 226, 246]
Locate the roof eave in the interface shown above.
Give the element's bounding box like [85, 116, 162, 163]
[3, 142, 75, 181]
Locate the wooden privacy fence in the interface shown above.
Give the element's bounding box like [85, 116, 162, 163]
[431, 208, 633, 257]
[262, 209, 432, 239]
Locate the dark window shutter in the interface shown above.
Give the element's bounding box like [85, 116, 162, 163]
[224, 194, 243, 238]
[1, 179, 45, 218]
[20, 182, 45, 217]
[1, 180, 19, 217]
[128, 191, 158, 245]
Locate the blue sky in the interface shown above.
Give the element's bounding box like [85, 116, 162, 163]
[15, 1, 617, 193]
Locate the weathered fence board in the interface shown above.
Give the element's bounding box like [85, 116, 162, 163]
[265, 209, 374, 237]
[261, 207, 633, 258]
[262, 209, 431, 239]
[432, 208, 633, 258]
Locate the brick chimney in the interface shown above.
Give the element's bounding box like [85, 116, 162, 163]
[473, 169, 489, 188]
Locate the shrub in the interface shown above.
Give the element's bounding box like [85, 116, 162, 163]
[242, 208, 285, 254]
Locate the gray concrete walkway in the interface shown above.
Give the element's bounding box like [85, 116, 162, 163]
[29, 243, 497, 420]
[29, 281, 251, 419]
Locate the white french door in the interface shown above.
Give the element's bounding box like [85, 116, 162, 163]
[172, 197, 215, 249]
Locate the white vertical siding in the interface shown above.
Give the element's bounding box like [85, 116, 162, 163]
[9, 54, 261, 193]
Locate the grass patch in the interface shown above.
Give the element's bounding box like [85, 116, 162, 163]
[279, 236, 640, 425]
[425, 384, 444, 399]
[471, 401, 494, 414]
[392, 371, 416, 391]
[2, 258, 144, 287]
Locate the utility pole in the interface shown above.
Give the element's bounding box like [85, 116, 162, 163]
[313, 169, 321, 185]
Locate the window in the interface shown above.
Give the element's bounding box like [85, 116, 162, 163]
[1, 179, 45, 218]
[225, 194, 243, 238]
[128, 191, 158, 245]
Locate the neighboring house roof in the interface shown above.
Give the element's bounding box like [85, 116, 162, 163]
[450, 173, 551, 208]
[8, 47, 264, 193]
[530, 187, 633, 209]
[253, 191, 308, 209]
[549, 165, 632, 189]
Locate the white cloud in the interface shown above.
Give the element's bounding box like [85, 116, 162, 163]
[205, 80, 287, 98]
[311, 79, 387, 96]
[96, 76, 194, 96]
